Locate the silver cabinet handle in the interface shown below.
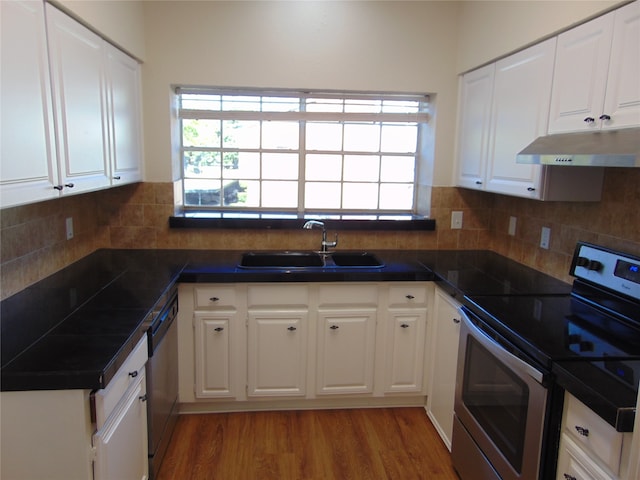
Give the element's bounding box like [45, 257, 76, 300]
[400, 324, 410, 329]
[210, 297, 220, 302]
[563, 474, 576, 480]
[113, 175, 121, 180]
[330, 325, 339, 330]
[584, 116, 595, 123]
[139, 394, 148, 402]
[405, 294, 415, 300]
[599, 114, 611, 121]
[128, 371, 138, 378]
[453, 318, 461, 324]
[214, 327, 224, 332]
[287, 326, 297, 331]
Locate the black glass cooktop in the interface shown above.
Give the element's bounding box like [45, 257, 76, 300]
[464, 294, 640, 368]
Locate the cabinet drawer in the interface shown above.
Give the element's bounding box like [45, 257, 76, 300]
[93, 335, 147, 429]
[194, 286, 237, 309]
[556, 434, 611, 480]
[564, 394, 623, 475]
[388, 285, 427, 307]
[247, 285, 308, 308]
[318, 284, 378, 307]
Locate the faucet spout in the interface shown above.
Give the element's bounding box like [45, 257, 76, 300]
[302, 220, 338, 253]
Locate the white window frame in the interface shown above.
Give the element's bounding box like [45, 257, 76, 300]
[177, 88, 430, 216]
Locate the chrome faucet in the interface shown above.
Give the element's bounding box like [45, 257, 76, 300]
[303, 220, 338, 253]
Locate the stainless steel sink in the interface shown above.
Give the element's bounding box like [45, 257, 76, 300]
[237, 251, 383, 269]
[238, 251, 325, 268]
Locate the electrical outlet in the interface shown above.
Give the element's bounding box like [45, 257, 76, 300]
[508, 216, 517, 236]
[451, 211, 463, 229]
[540, 226, 550, 249]
[65, 217, 74, 240]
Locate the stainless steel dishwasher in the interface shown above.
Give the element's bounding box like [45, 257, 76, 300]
[146, 285, 179, 479]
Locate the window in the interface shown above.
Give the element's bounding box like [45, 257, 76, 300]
[178, 89, 429, 216]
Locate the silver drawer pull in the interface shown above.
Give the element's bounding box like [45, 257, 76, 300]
[405, 294, 415, 299]
[400, 324, 410, 329]
[287, 326, 297, 331]
[214, 327, 224, 332]
[128, 371, 138, 378]
[210, 297, 220, 302]
[574, 426, 589, 437]
[453, 318, 461, 324]
[330, 325, 339, 330]
[139, 394, 148, 402]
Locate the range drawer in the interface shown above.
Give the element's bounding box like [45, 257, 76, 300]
[563, 393, 624, 475]
[92, 335, 147, 429]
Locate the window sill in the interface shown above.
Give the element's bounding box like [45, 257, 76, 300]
[169, 212, 435, 231]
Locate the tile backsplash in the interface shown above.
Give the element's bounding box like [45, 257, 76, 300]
[1, 168, 639, 299]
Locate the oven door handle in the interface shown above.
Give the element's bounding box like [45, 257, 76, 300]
[460, 309, 544, 384]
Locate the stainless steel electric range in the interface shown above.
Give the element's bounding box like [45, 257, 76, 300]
[453, 242, 640, 480]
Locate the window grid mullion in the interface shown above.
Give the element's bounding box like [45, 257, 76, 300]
[180, 90, 423, 213]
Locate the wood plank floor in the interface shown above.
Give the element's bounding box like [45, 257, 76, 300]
[157, 407, 460, 480]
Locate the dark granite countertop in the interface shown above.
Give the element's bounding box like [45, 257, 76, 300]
[5, 245, 624, 430]
[0, 249, 189, 391]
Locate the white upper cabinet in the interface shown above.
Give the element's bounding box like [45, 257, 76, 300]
[485, 39, 556, 197]
[603, 1, 640, 130]
[0, 2, 142, 208]
[0, 0, 59, 207]
[46, 5, 111, 194]
[457, 35, 605, 201]
[456, 64, 494, 190]
[549, 1, 640, 133]
[107, 47, 143, 185]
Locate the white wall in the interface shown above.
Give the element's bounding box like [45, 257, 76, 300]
[51, 0, 146, 60]
[97, 0, 628, 189]
[141, 1, 462, 186]
[456, 0, 625, 73]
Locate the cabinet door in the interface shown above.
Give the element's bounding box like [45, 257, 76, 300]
[93, 374, 148, 480]
[456, 64, 494, 190]
[602, 1, 640, 130]
[106, 45, 143, 185]
[383, 309, 427, 393]
[0, 0, 59, 207]
[194, 313, 237, 398]
[247, 311, 307, 397]
[426, 287, 462, 450]
[548, 12, 614, 133]
[486, 39, 555, 198]
[46, 5, 111, 195]
[316, 310, 376, 395]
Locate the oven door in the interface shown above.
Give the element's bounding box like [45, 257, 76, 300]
[452, 307, 548, 480]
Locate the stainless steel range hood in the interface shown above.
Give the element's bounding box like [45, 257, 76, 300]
[517, 128, 640, 167]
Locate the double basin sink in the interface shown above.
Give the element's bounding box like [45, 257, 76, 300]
[238, 251, 384, 269]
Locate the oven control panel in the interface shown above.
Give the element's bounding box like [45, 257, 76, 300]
[572, 243, 640, 300]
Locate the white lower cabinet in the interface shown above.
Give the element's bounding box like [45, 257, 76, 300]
[382, 284, 428, 393]
[178, 282, 431, 408]
[556, 393, 633, 480]
[248, 311, 308, 397]
[194, 312, 238, 398]
[316, 309, 377, 395]
[0, 336, 149, 480]
[426, 285, 462, 450]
